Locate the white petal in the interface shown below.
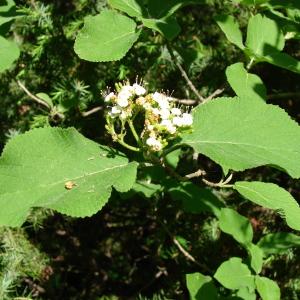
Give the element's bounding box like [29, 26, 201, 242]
[159, 108, 171, 119]
[133, 83, 146, 96]
[105, 92, 116, 102]
[117, 97, 129, 107]
[171, 107, 182, 116]
[182, 113, 193, 126]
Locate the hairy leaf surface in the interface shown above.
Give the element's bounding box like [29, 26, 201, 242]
[182, 97, 300, 178]
[74, 10, 140, 62]
[0, 127, 137, 227]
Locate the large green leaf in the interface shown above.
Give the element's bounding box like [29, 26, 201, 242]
[234, 182, 300, 231]
[219, 208, 253, 246]
[215, 15, 244, 50]
[0, 127, 137, 227]
[226, 63, 266, 102]
[182, 97, 300, 178]
[214, 257, 255, 290]
[0, 36, 19, 72]
[74, 10, 140, 62]
[186, 273, 219, 300]
[255, 276, 280, 300]
[108, 0, 144, 18]
[257, 232, 300, 256]
[246, 14, 284, 57]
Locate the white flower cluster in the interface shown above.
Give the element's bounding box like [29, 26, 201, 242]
[105, 83, 193, 152]
[105, 83, 146, 120]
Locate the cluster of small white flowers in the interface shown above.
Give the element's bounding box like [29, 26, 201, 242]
[105, 83, 146, 120]
[105, 83, 193, 152]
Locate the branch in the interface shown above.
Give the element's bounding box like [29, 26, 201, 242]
[185, 169, 206, 179]
[204, 88, 225, 102]
[81, 106, 103, 117]
[170, 88, 224, 106]
[166, 44, 205, 102]
[268, 92, 300, 100]
[157, 218, 211, 273]
[17, 80, 51, 110]
[202, 173, 233, 188]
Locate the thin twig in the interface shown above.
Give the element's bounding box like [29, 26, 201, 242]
[17, 80, 51, 110]
[81, 106, 103, 117]
[204, 88, 225, 102]
[170, 87, 224, 106]
[157, 218, 211, 273]
[166, 43, 205, 102]
[202, 173, 233, 188]
[173, 237, 200, 265]
[268, 92, 300, 100]
[185, 169, 206, 179]
[169, 97, 198, 105]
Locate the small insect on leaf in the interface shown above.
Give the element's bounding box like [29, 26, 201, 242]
[65, 181, 77, 190]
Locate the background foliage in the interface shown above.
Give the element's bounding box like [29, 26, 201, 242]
[0, 0, 300, 299]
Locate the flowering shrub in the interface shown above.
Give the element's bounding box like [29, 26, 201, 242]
[1, 0, 300, 299]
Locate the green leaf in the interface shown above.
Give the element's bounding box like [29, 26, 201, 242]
[36, 93, 53, 108]
[214, 257, 255, 290]
[165, 148, 181, 169]
[246, 14, 285, 57]
[0, 0, 15, 13]
[226, 63, 266, 102]
[0, 0, 18, 26]
[236, 286, 256, 300]
[74, 10, 140, 62]
[257, 232, 300, 256]
[0, 36, 19, 72]
[234, 181, 300, 231]
[167, 180, 224, 217]
[141, 16, 181, 40]
[0, 127, 137, 227]
[244, 13, 300, 73]
[128, 181, 161, 198]
[108, 0, 144, 18]
[215, 15, 244, 50]
[182, 97, 300, 178]
[263, 51, 300, 74]
[255, 276, 280, 300]
[186, 273, 219, 300]
[219, 208, 253, 246]
[247, 243, 263, 274]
